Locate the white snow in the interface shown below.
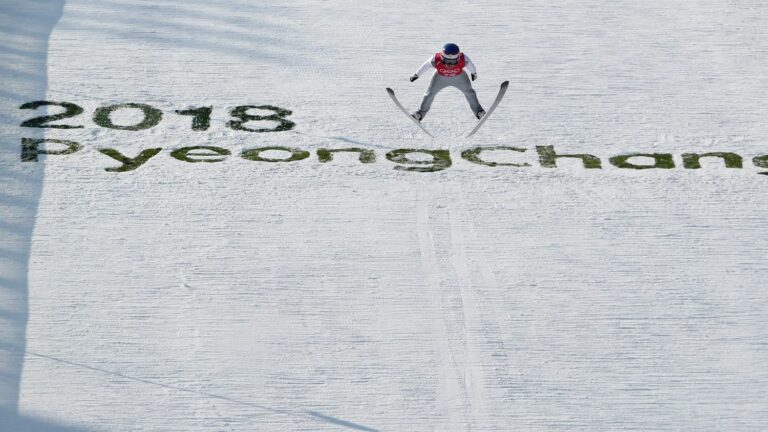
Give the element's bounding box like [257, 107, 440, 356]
[2, 0, 768, 431]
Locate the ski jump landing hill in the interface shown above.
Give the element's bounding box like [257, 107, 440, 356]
[1, 1, 767, 431]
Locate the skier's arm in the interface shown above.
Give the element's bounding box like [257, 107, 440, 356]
[464, 54, 478, 80]
[410, 57, 435, 81]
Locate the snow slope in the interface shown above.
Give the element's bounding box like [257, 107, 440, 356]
[2, 0, 768, 430]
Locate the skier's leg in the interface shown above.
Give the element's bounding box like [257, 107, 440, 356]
[456, 73, 484, 116]
[416, 75, 449, 118]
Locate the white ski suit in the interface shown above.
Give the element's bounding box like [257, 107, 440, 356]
[413, 53, 483, 118]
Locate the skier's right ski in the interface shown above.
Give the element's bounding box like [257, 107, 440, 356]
[386, 87, 434, 138]
[466, 80, 509, 137]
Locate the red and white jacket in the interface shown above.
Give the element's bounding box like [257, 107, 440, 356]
[413, 52, 477, 78]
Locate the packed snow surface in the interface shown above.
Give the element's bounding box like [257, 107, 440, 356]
[2, 1, 768, 430]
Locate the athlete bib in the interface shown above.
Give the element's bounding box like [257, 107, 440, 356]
[435, 52, 466, 77]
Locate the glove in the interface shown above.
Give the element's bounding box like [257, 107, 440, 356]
[471, 73, 477, 81]
[409, 74, 418, 82]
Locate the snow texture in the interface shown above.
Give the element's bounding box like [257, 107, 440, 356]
[2, 0, 768, 431]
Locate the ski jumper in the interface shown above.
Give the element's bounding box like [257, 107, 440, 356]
[413, 52, 483, 118]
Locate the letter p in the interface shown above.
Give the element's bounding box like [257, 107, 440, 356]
[21, 138, 82, 162]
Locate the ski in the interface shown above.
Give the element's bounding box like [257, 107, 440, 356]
[466, 80, 509, 138]
[386, 87, 434, 138]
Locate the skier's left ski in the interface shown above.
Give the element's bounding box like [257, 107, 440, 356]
[466, 80, 509, 137]
[386, 87, 434, 138]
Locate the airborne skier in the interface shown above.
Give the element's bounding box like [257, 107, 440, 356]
[409, 43, 485, 122]
[385, 42, 507, 137]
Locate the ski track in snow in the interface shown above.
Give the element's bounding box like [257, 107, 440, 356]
[1, 0, 768, 430]
[445, 196, 490, 429]
[415, 191, 465, 429]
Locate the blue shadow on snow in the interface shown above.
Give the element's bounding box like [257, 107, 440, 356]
[0, 1, 90, 431]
